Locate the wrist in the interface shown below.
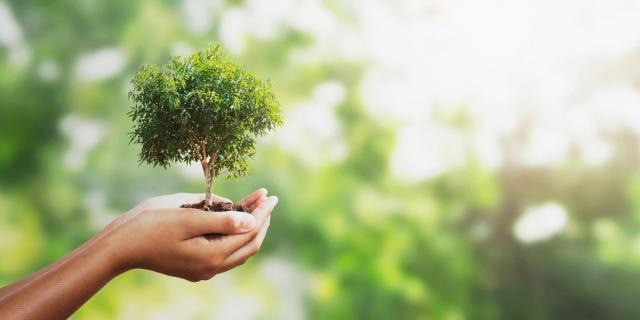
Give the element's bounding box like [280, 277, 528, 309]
[93, 228, 133, 277]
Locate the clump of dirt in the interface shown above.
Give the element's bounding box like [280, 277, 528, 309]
[181, 200, 250, 213]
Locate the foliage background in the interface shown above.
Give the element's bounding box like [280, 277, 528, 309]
[2, 0, 640, 319]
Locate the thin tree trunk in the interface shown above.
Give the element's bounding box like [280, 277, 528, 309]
[204, 167, 213, 207]
[206, 168, 215, 207]
[204, 152, 217, 207]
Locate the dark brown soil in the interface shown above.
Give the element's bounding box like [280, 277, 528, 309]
[180, 200, 250, 213]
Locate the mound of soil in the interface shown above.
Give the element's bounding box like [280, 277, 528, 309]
[181, 200, 250, 213]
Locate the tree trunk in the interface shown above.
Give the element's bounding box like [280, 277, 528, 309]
[204, 153, 217, 207]
[204, 169, 213, 207]
[202, 151, 218, 206]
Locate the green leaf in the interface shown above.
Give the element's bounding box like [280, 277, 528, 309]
[128, 43, 283, 184]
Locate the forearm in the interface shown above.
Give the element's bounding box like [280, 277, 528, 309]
[0, 237, 102, 299]
[0, 191, 272, 318]
[0, 232, 124, 319]
[0, 209, 137, 299]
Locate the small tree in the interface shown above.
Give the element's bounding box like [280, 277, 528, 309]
[128, 43, 283, 209]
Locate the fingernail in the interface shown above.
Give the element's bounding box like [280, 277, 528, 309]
[259, 188, 268, 196]
[237, 213, 257, 230]
[271, 196, 279, 204]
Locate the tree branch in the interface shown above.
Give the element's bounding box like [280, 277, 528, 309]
[199, 141, 207, 164]
[208, 149, 217, 167]
[208, 151, 217, 176]
[190, 139, 201, 163]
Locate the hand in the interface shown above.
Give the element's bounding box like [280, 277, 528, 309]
[102, 189, 278, 282]
[0, 189, 277, 320]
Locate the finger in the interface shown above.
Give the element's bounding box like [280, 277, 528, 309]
[249, 195, 267, 212]
[216, 196, 278, 254]
[222, 216, 271, 268]
[255, 216, 271, 246]
[183, 210, 257, 236]
[235, 188, 268, 209]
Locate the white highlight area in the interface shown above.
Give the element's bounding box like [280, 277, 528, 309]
[218, 0, 336, 54]
[513, 203, 569, 243]
[0, 3, 30, 68]
[180, 0, 220, 34]
[521, 125, 571, 167]
[347, 0, 640, 179]
[274, 81, 347, 167]
[59, 115, 105, 170]
[358, 0, 640, 124]
[74, 48, 126, 82]
[390, 123, 465, 182]
[0, 3, 22, 47]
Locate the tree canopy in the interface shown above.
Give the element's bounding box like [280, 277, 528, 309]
[128, 43, 283, 182]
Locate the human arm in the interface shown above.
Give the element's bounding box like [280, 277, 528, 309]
[0, 189, 277, 319]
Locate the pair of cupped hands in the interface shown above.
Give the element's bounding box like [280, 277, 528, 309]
[104, 188, 277, 281]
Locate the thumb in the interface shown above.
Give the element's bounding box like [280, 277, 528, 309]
[184, 210, 257, 236]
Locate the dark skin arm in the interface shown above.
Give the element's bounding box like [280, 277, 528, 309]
[0, 189, 277, 320]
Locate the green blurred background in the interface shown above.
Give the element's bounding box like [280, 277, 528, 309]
[3, 0, 640, 319]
